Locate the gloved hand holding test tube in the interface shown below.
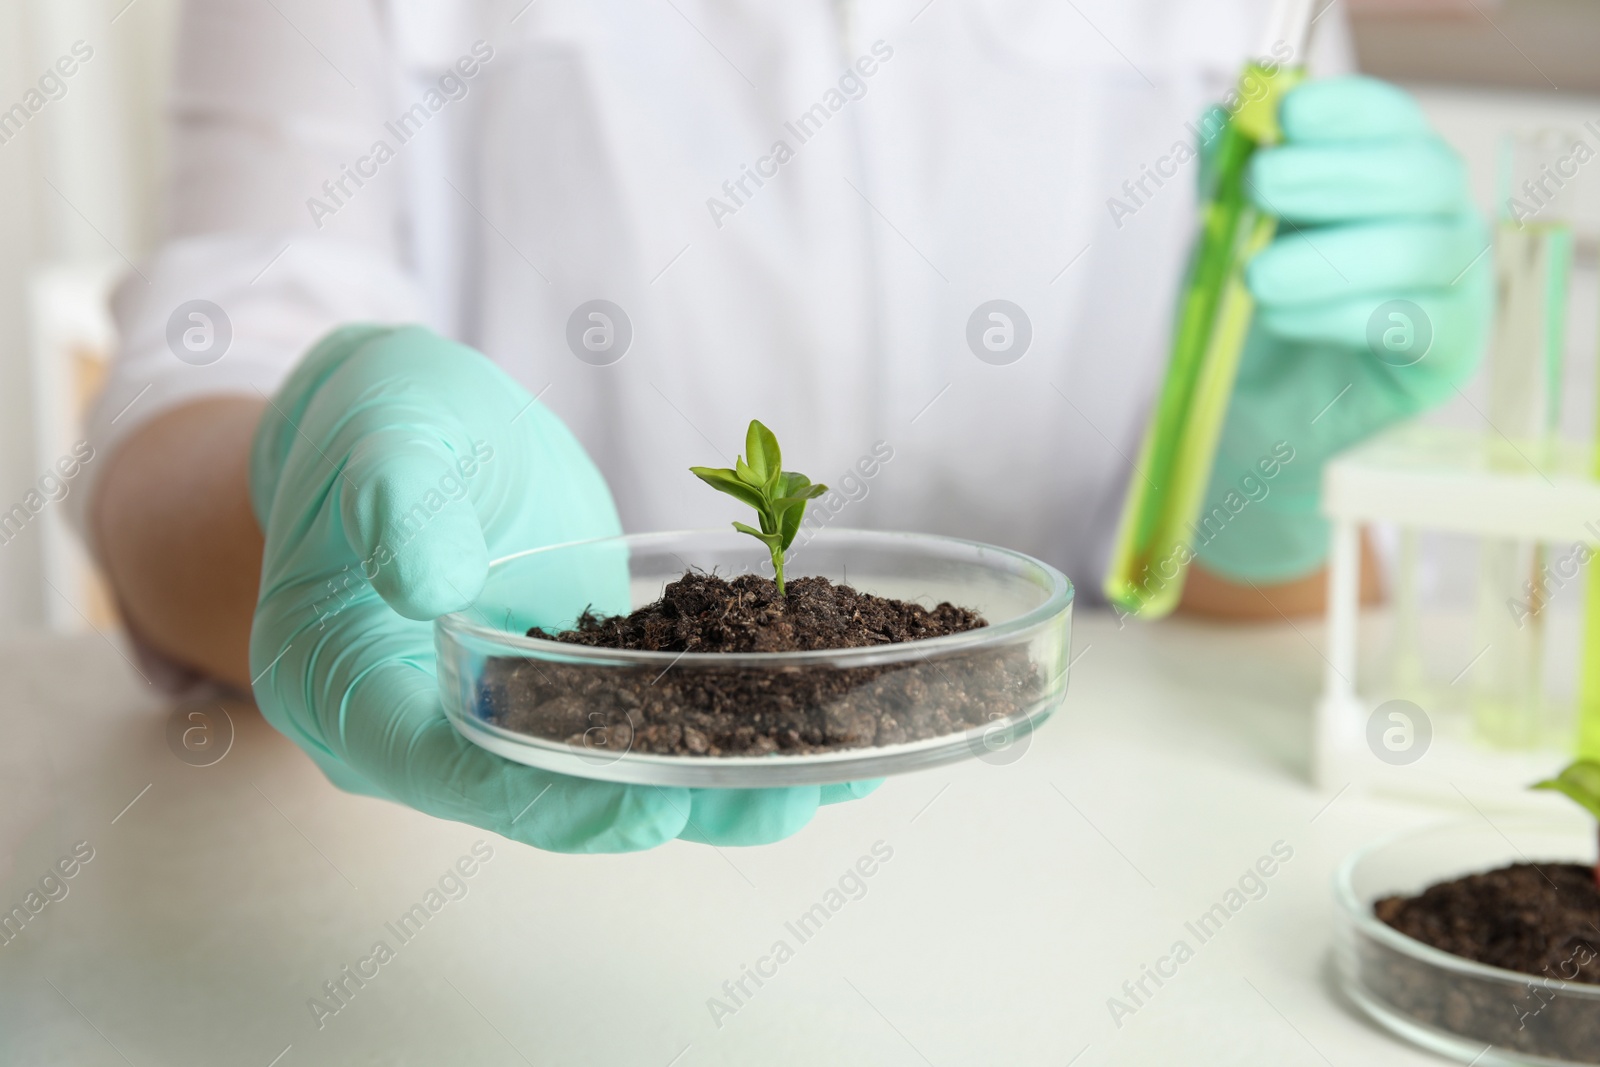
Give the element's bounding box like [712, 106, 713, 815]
[1105, 0, 1491, 616]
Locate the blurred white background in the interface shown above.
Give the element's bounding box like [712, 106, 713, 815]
[2, 0, 1600, 632]
[0, 0, 177, 628]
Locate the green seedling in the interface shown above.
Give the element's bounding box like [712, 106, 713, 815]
[691, 420, 826, 596]
[1533, 759, 1600, 890]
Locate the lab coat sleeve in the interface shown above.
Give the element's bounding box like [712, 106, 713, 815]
[77, 0, 425, 539]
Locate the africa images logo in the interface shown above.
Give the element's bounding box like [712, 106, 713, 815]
[166, 300, 232, 366]
[1366, 299, 1432, 368]
[966, 300, 1032, 366]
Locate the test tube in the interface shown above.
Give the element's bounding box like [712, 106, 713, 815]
[1471, 129, 1578, 749]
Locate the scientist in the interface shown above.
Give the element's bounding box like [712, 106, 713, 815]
[85, 0, 1488, 851]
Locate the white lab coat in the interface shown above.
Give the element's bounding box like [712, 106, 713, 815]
[89, 0, 1348, 594]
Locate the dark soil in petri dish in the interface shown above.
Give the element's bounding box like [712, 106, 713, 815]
[1376, 863, 1600, 983]
[475, 572, 1040, 757]
[1365, 862, 1600, 1061]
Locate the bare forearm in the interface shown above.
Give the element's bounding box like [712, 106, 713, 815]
[93, 397, 265, 688]
[1179, 531, 1383, 620]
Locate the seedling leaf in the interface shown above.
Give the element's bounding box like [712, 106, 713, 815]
[732, 520, 778, 546]
[1534, 759, 1600, 821]
[746, 420, 781, 486]
[778, 472, 827, 500]
[735, 457, 763, 488]
[778, 501, 806, 552]
[691, 466, 766, 510]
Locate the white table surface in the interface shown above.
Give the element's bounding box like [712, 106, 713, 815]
[0, 611, 1548, 1066]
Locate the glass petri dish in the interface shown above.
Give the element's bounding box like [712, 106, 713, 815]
[1334, 817, 1600, 1066]
[435, 528, 1072, 786]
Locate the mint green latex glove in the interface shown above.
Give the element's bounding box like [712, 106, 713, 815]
[249, 325, 874, 851]
[1195, 76, 1490, 582]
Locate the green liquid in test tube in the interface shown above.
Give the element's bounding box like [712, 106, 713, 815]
[1580, 219, 1600, 758]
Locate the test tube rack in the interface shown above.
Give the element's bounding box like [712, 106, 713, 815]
[1316, 420, 1596, 808]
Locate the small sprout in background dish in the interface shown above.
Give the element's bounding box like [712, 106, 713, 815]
[1533, 759, 1600, 890]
